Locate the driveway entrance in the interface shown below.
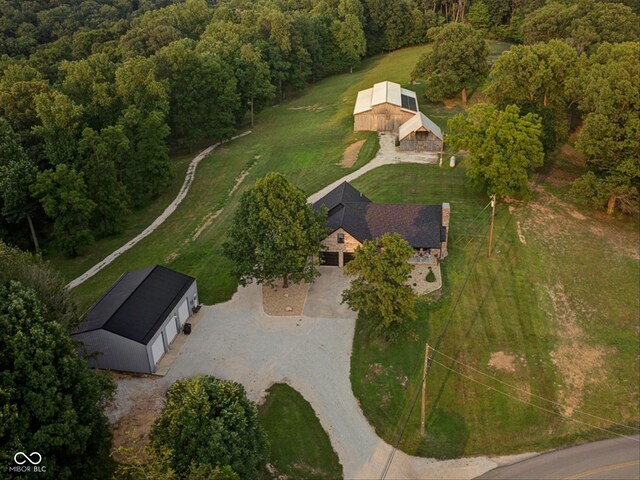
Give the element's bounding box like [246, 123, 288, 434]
[304, 266, 352, 318]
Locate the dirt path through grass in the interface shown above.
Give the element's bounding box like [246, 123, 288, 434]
[66, 131, 252, 289]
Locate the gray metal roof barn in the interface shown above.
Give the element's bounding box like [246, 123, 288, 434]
[353, 81, 419, 133]
[72, 265, 198, 374]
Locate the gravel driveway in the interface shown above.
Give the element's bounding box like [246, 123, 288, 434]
[110, 268, 531, 479]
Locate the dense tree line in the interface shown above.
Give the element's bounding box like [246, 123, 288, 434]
[0, 0, 435, 256]
[1, 0, 638, 256]
[0, 242, 115, 479]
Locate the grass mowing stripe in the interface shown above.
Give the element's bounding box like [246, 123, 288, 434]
[428, 357, 640, 444]
[429, 346, 640, 433]
[382, 224, 492, 478]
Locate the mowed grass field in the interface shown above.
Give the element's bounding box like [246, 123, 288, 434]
[350, 159, 640, 457]
[258, 384, 343, 479]
[53, 42, 461, 310]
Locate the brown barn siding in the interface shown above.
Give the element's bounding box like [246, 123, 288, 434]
[354, 104, 416, 133]
[399, 131, 443, 152]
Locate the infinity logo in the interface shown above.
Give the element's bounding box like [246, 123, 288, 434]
[13, 452, 42, 465]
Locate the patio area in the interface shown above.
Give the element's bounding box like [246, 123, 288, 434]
[407, 263, 442, 295]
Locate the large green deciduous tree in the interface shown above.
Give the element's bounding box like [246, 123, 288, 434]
[149, 376, 267, 479]
[118, 106, 172, 207]
[572, 42, 640, 214]
[332, 0, 366, 72]
[0, 64, 50, 158]
[31, 163, 95, 256]
[448, 104, 544, 197]
[571, 159, 639, 215]
[486, 40, 578, 152]
[154, 39, 239, 147]
[412, 23, 488, 104]
[488, 40, 578, 111]
[78, 126, 130, 235]
[0, 250, 114, 479]
[342, 232, 417, 331]
[575, 42, 639, 174]
[33, 90, 83, 166]
[59, 53, 120, 128]
[223, 172, 327, 288]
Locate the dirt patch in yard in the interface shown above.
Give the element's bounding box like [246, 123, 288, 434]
[442, 98, 461, 108]
[190, 209, 223, 241]
[340, 139, 365, 168]
[106, 374, 168, 460]
[544, 284, 605, 417]
[516, 221, 527, 245]
[488, 351, 518, 373]
[523, 184, 639, 260]
[288, 104, 326, 112]
[262, 280, 310, 316]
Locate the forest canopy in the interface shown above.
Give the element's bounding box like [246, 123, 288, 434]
[1, 0, 638, 256]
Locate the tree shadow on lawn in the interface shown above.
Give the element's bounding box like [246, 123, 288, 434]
[421, 408, 470, 459]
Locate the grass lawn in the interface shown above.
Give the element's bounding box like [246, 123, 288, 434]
[258, 383, 343, 479]
[58, 43, 451, 310]
[350, 159, 639, 458]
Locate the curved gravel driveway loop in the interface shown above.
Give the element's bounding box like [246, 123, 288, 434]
[160, 269, 534, 479]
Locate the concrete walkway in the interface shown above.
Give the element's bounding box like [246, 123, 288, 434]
[66, 131, 252, 289]
[110, 269, 533, 479]
[308, 133, 440, 203]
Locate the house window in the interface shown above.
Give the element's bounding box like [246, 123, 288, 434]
[337, 233, 345, 244]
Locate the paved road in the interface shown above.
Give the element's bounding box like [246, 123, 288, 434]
[477, 435, 640, 479]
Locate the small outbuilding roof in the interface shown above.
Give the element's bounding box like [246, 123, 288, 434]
[73, 265, 195, 344]
[398, 112, 443, 141]
[353, 81, 419, 114]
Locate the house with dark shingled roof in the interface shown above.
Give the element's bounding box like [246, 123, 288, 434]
[313, 182, 450, 267]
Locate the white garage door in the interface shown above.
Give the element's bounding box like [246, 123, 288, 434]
[165, 317, 178, 344]
[178, 299, 189, 326]
[151, 334, 165, 365]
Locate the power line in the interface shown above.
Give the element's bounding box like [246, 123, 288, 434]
[453, 200, 492, 245]
[380, 220, 492, 479]
[428, 357, 640, 443]
[429, 346, 640, 433]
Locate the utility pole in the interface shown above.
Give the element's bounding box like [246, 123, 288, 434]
[420, 343, 430, 436]
[488, 194, 496, 257]
[249, 97, 254, 128]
